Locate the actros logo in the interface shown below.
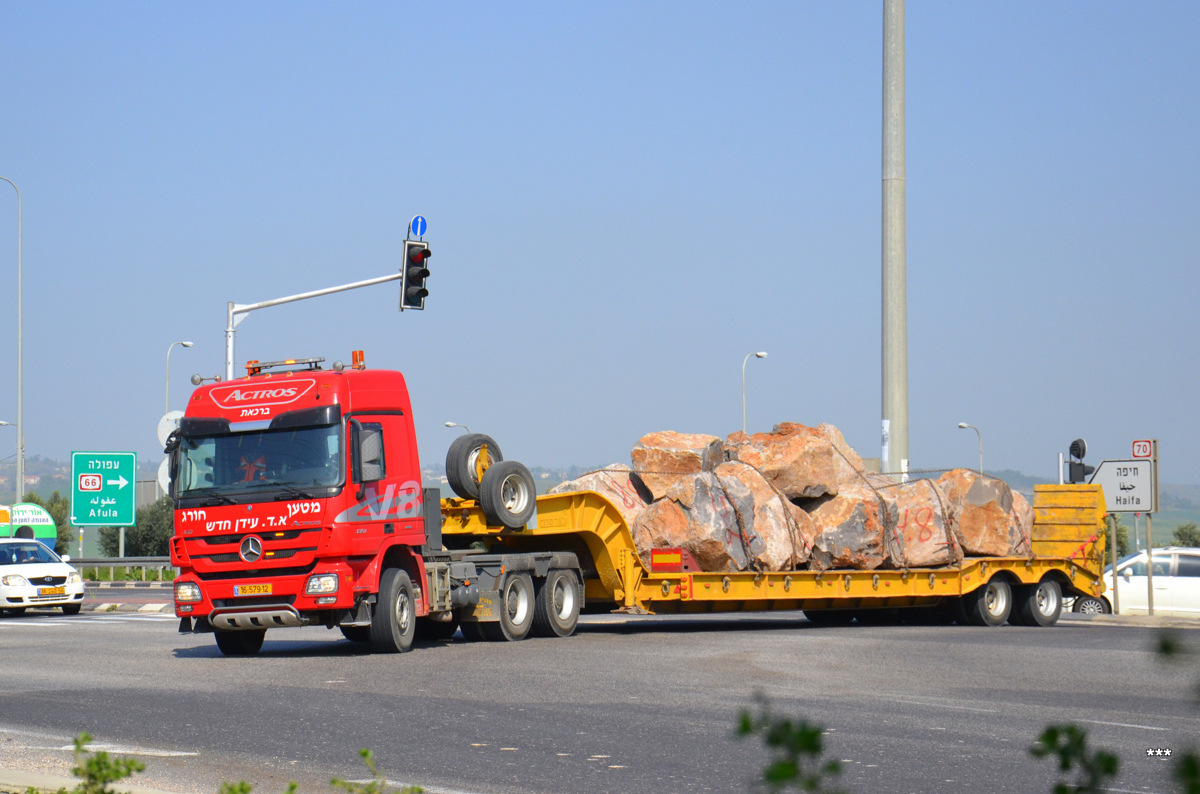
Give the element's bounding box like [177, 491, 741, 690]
[211, 380, 315, 409]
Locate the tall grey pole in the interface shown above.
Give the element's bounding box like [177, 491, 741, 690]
[882, 0, 908, 476]
[0, 178, 22, 502]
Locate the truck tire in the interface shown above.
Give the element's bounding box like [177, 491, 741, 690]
[415, 615, 460, 641]
[479, 461, 537, 529]
[962, 578, 1012, 627]
[482, 573, 534, 641]
[214, 629, 265, 656]
[1011, 580, 1062, 627]
[532, 569, 581, 638]
[340, 626, 370, 643]
[446, 434, 503, 500]
[1072, 595, 1111, 614]
[370, 568, 416, 653]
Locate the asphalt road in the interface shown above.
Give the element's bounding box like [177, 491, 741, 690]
[0, 610, 1196, 794]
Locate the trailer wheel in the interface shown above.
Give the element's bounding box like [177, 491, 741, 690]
[370, 568, 416, 653]
[214, 629, 265, 656]
[532, 569, 581, 638]
[479, 461, 537, 529]
[415, 615, 460, 641]
[962, 577, 1012, 627]
[446, 434, 503, 500]
[1072, 595, 1111, 614]
[340, 626, 370, 643]
[482, 573, 534, 641]
[1011, 580, 1062, 627]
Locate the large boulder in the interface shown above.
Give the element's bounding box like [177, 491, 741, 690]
[936, 469, 1026, 557]
[631, 431, 723, 500]
[1008, 490, 1035, 557]
[630, 471, 765, 572]
[715, 461, 812, 570]
[868, 476, 962, 568]
[724, 422, 865, 500]
[548, 464, 652, 529]
[803, 483, 889, 570]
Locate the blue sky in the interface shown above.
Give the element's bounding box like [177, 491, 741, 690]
[0, 2, 1197, 484]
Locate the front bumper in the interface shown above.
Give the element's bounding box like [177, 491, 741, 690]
[174, 564, 359, 629]
[2, 582, 87, 609]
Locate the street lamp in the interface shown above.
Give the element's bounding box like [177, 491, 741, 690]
[957, 422, 983, 474]
[741, 352, 768, 434]
[445, 422, 471, 434]
[166, 341, 195, 414]
[0, 177, 22, 502]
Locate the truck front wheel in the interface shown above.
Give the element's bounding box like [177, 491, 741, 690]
[370, 569, 416, 653]
[214, 629, 266, 656]
[532, 569, 581, 638]
[482, 573, 534, 641]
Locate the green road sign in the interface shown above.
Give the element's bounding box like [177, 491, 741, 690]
[71, 451, 137, 527]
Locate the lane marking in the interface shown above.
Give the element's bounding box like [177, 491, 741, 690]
[881, 698, 999, 714]
[1078, 719, 1167, 732]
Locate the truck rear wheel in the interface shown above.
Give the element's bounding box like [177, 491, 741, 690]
[215, 629, 265, 656]
[532, 569, 581, 638]
[1011, 579, 1062, 627]
[482, 573, 534, 641]
[446, 434, 503, 500]
[370, 568, 416, 653]
[479, 461, 537, 529]
[962, 578, 1012, 627]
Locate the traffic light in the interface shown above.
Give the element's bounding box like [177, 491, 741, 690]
[401, 241, 431, 310]
[1066, 438, 1094, 483]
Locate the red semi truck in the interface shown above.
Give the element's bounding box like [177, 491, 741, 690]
[169, 354, 579, 655]
[169, 354, 1109, 656]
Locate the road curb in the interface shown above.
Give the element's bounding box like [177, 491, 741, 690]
[0, 769, 183, 794]
[1062, 613, 1200, 629]
[83, 602, 173, 613]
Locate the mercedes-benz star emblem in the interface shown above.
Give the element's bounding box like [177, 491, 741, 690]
[239, 535, 263, 563]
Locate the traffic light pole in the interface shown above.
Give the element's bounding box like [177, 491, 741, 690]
[224, 271, 404, 381]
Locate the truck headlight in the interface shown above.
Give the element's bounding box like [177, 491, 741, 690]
[67, 571, 82, 584]
[175, 581, 202, 603]
[2, 575, 29, 587]
[305, 574, 338, 595]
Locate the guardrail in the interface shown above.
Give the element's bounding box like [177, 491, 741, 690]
[73, 557, 176, 582]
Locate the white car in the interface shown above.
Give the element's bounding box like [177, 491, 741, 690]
[1072, 546, 1200, 618]
[0, 540, 86, 615]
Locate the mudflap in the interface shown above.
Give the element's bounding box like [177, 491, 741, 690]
[456, 589, 500, 623]
[178, 616, 213, 634]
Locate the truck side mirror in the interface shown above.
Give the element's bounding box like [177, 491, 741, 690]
[350, 420, 386, 489]
[360, 428, 385, 482]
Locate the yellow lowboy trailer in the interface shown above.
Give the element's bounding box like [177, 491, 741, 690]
[440, 483, 1107, 627]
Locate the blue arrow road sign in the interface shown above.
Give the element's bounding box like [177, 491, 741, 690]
[410, 215, 427, 238]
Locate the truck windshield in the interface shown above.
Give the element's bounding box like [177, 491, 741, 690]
[175, 423, 343, 499]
